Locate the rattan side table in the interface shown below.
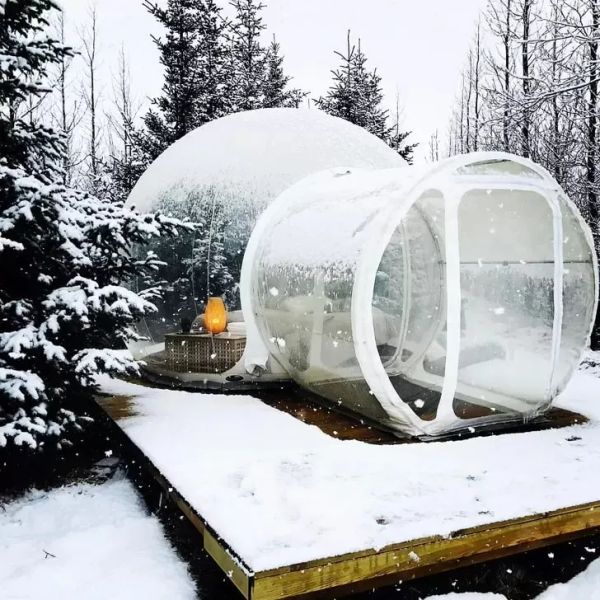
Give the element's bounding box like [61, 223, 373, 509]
[165, 332, 246, 373]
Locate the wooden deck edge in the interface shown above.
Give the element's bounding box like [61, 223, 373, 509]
[96, 394, 600, 600]
[251, 501, 600, 600]
[152, 463, 253, 599]
[204, 528, 252, 598]
[94, 396, 254, 599]
[144, 455, 253, 599]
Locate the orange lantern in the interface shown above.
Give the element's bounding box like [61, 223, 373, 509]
[204, 297, 227, 334]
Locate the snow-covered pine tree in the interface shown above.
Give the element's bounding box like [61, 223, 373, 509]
[139, 0, 203, 161]
[193, 0, 229, 125]
[263, 36, 304, 108]
[224, 1, 305, 112]
[315, 31, 415, 163]
[0, 0, 187, 452]
[186, 202, 235, 305]
[315, 33, 360, 127]
[224, 0, 268, 111]
[137, 0, 229, 168]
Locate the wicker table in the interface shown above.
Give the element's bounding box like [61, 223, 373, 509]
[165, 332, 246, 374]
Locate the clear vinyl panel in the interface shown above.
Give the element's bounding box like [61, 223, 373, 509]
[373, 191, 447, 421]
[455, 189, 556, 418]
[254, 261, 318, 374]
[455, 159, 543, 180]
[253, 202, 394, 425]
[552, 197, 596, 393]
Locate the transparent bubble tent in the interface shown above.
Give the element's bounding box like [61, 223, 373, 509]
[126, 108, 402, 351]
[127, 109, 597, 438]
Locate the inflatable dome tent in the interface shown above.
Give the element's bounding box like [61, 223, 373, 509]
[125, 108, 403, 361]
[127, 108, 597, 438]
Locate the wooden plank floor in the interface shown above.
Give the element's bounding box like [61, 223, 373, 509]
[254, 387, 587, 445]
[97, 390, 598, 600]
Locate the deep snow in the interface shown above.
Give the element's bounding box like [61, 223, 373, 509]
[0, 477, 196, 600]
[98, 357, 600, 573]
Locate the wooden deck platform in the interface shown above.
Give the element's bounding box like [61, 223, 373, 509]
[97, 388, 600, 600]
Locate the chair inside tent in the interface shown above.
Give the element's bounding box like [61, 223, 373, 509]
[240, 152, 598, 438]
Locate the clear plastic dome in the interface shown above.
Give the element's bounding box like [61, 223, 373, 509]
[242, 153, 597, 437]
[126, 108, 404, 365]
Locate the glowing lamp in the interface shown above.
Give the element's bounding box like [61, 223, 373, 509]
[204, 297, 227, 334]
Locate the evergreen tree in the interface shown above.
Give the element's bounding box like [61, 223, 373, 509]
[316, 32, 415, 162]
[389, 98, 419, 165]
[138, 0, 229, 165]
[134, 0, 304, 315]
[186, 203, 235, 304]
[225, 0, 268, 111]
[263, 36, 304, 108]
[140, 0, 303, 162]
[224, 1, 305, 111]
[141, 0, 201, 161]
[0, 0, 186, 451]
[194, 0, 229, 125]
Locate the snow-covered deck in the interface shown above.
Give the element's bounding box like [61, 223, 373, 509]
[97, 363, 600, 599]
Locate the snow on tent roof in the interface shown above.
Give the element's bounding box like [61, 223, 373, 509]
[125, 108, 404, 355]
[126, 108, 403, 214]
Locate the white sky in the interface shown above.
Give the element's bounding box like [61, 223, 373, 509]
[60, 0, 486, 163]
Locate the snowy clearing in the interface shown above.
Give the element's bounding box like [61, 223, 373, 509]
[98, 358, 600, 573]
[428, 554, 600, 599]
[0, 478, 196, 600]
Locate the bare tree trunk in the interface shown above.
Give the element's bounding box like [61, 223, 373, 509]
[81, 6, 100, 181]
[107, 45, 139, 197]
[550, 6, 561, 182]
[521, 0, 531, 158]
[587, 0, 599, 243]
[44, 10, 83, 186]
[58, 12, 70, 183]
[429, 129, 439, 162]
[459, 72, 465, 153]
[504, 0, 512, 151]
[474, 20, 481, 151]
[466, 52, 473, 151]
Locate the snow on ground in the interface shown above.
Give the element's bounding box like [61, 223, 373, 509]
[427, 555, 600, 599]
[426, 594, 507, 599]
[98, 359, 600, 573]
[0, 477, 196, 600]
[536, 555, 600, 599]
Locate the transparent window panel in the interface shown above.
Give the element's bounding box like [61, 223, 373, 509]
[320, 266, 357, 370]
[552, 197, 596, 393]
[254, 263, 317, 373]
[374, 191, 446, 421]
[455, 159, 542, 180]
[129, 232, 201, 368]
[254, 259, 391, 423]
[455, 189, 555, 416]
